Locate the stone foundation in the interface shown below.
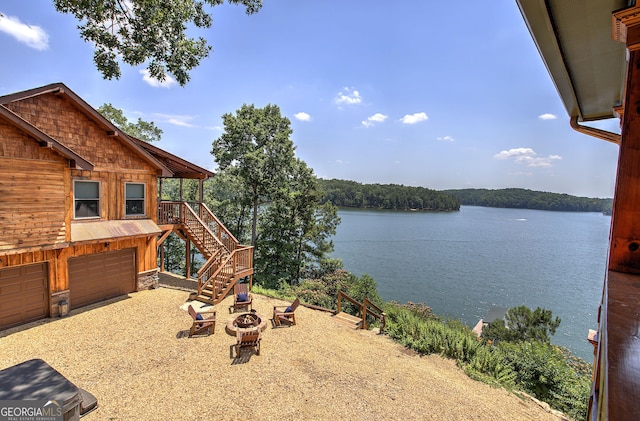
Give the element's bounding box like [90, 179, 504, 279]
[50, 290, 70, 317]
[138, 269, 159, 290]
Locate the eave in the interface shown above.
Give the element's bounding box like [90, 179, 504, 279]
[132, 138, 215, 180]
[516, 0, 629, 122]
[0, 105, 94, 170]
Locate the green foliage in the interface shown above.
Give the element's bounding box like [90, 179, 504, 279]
[160, 233, 186, 276]
[204, 173, 252, 244]
[97, 103, 163, 142]
[54, 0, 263, 85]
[212, 103, 295, 247]
[445, 188, 612, 213]
[346, 274, 383, 308]
[383, 303, 590, 420]
[483, 305, 561, 344]
[318, 178, 460, 211]
[212, 104, 340, 288]
[256, 159, 340, 287]
[498, 341, 590, 420]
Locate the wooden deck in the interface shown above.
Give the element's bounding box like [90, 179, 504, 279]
[596, 270, 640, 420]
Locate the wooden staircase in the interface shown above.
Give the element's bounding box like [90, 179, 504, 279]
[333, 311, 363, 329]
[333, 291, 386, 332]
[158, 201, 254, 305]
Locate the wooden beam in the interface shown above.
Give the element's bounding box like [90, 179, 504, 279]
[608, 49, 640, 273]
[185, 238, 191, 279]
[156, 230, 173, 246]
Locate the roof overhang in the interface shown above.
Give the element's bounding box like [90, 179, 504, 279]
[516, 0, 631, 122]
[71, 219, 161, 243]
[132, 138, 215, 179]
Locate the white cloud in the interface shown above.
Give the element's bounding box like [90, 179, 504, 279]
[140, 69, 177, 88]
[0, 13, 48, 50]
[335, 87, 362, 105]
[538, 113, 557, 120]
[437, 135, 454, 142]
[362, 113, 388, 127]
[494, 147, 562, 167]
[153, 113, 196, 128]
[294, 112, 311, 121]
[401, 112, 428, 124]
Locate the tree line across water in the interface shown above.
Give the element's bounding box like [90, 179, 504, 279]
[445, 188, 612, 213]
[318, 179, 460, 211]
[318, 179, 612, 213]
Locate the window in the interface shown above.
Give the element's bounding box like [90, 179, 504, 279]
[125, 183, 146, 216]
[74, 180, 100, 219]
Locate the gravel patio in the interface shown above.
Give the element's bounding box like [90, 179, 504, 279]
[0, 287, 564, 420]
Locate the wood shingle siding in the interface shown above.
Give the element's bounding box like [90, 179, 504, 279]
[5, 94, 158, 173]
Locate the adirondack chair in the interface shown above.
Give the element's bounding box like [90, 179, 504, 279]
[188, 305, 216, 337]
[273, 298, 300, 327]
[232, 283, 252, 313]
[235, 330, 261, 357]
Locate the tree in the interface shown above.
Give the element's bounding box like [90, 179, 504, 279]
[256, 159, 340, 287]
[482, 305, 561, 344]
[204, 172, 252, 243]
[54, 0, 263, 85]
[211, 103, 295, 247]
[97, 103, 163, 142]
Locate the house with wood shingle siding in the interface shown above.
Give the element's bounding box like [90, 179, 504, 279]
[0, 83, 251, 331]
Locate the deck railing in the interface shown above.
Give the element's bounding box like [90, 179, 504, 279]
[337, 291, 386, 332]
[158, 201, 237, 252]
[196, 245, 253, 301]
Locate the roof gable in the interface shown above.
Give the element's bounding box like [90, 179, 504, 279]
[0, 105, 93, 170]
[0, 83, 171, 176]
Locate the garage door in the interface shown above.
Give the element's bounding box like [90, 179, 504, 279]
[68, 248, 136, 310]
[0, 263, 48, 330]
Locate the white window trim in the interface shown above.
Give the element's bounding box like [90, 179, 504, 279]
[73, 180, 101, 220]
[125, 182, 147, 217]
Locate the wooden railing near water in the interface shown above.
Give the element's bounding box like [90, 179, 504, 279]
[337, 291, 386, 332]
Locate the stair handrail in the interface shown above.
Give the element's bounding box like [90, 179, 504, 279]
[196, 248, 224, 294]
[158, 201, 230, 250]
[363, 298, 386, 333]
[337, 291, 363, 318]
[199, 248, 236, 300]
[198, 203, 240, 251]
[337, 291, 386, 333]
[182, 202, 226, 253]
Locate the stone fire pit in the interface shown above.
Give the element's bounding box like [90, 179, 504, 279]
[225, 312, 268, 336]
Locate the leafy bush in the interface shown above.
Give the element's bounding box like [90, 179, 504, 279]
[383, 302, 590, 420]
[498, 341, 590, 420]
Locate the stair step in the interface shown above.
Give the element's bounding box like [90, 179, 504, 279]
[193, 295, 213, 305]
[333, 312, 362, 329]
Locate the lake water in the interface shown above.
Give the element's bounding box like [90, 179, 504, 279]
[331, 206, 611, 361]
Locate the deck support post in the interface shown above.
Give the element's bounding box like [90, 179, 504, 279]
[185, 238, 191, 279]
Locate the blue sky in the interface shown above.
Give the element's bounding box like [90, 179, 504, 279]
[0, 1, 621, 198]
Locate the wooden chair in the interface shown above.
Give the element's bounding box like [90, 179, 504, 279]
[233, 283, 252, 313]
[188, 305, 216, 337]
[235, 330, 261, 357]
[273, 298, 300, 327]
